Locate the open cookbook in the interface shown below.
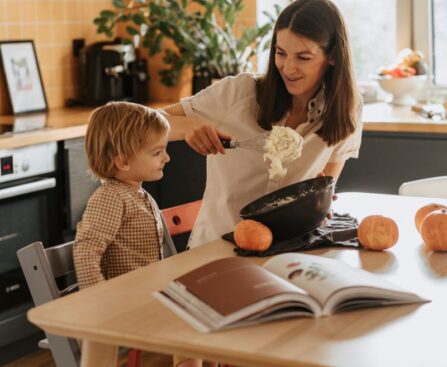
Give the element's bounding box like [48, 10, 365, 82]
[154, 253, 429, 333]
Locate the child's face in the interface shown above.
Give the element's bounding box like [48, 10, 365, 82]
[119, 132, 170, 185]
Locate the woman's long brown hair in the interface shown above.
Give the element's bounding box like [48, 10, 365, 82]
[256, 0, 358, 146]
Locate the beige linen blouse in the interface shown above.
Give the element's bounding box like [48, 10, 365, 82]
[180, 73, 362, 248]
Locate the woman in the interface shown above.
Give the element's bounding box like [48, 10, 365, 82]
[163, 0, 362, 248]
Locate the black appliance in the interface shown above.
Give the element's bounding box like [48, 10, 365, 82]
[79, 39, 149, 106]
[0, 142, 62, 363]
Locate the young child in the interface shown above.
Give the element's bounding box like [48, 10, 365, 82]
[73, 101, 201, 367]
[73, 101, 170, 289]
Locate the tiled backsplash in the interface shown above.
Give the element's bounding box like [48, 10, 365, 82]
[0, 0, 112, 114]
[0, 0, 256, 113]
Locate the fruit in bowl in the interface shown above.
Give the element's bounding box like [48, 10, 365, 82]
[375, 48, 428, 106]
[378, 49, 428, 78]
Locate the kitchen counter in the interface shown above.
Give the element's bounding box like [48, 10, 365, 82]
[1, 102, 446, 150]
[362, 102, 447, 133]
[0, 102, 171, 149]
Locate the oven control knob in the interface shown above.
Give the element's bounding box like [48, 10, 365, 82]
[22, 160, 30, 172]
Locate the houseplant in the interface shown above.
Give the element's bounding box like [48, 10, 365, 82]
[94, 0, 279, 90]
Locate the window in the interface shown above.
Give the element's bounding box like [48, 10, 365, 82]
[432, 0, 447, 85]
[256, 0, 290, 73]
[333, 0, 398, 83]
[256, 0, 445, 89]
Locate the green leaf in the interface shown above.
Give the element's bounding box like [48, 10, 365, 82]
[126, 26, 139, 35]
[100, 10, 116, 18]
[131, 13, 146, 25]
[112, 0, 127, 8]
[94, 17, 106, 25]
[97, 25, 108, 34]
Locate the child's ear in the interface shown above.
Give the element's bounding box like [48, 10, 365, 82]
[114, 156, 130, 171]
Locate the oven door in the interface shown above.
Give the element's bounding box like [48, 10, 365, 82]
[0, 176, 57, 313]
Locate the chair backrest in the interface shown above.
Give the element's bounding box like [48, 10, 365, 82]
[17, 241, 81, 367]
[398, 176, 447, 198]
[17, 218, 177, 367]
[162, 199, 202, 236]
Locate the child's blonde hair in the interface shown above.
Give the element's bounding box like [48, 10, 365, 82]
[85, 101, 170, 180]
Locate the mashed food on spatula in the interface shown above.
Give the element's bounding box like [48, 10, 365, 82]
[263, 126, 303, 179]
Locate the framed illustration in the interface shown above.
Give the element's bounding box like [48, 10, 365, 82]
[0, 40, 48, 114]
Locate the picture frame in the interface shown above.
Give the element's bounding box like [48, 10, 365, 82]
[0, 40, 48, 114]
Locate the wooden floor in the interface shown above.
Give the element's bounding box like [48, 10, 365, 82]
[3, 349, 173, 367]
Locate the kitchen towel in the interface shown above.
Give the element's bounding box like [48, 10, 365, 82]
[221, 213, 359, 257]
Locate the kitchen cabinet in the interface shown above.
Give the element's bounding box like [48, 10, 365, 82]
[337, 131, 447, 194]
[143, 140, 206, 252]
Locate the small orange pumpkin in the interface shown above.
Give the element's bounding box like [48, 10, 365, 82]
[358, 215, 399, 251]
[234, 219, 273, 251]
[415, 203, 447, 233]
[420, 209, 447, 251]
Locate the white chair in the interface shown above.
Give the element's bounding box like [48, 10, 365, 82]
[398, 176, 447, 198]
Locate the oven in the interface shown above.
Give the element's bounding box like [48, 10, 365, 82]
[0, 142, 62, 353]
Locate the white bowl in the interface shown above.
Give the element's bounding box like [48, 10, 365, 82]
[376, 75, 428, 106]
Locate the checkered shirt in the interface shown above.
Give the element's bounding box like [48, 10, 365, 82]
[73, 179, 163, 289]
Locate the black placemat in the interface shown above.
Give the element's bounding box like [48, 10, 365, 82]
[222, 213, 359, 257]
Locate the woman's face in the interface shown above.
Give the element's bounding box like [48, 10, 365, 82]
[275, 29, 331, 102]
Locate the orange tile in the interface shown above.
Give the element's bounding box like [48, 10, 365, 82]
[21, 0, 38, 23]
[7, 25, 23, 39]
[52, 1, 67, 22]
[53, 23, 69, 44]
[0, 3, 7, 23]
[20, 24, 38, 40]
[53, 69, 64, 89]
[66, 23, 79, 42]
[36, 1, 53, 22]
[36, 46, 53, 70]
[65, 2, 77, 22]
[73, 2, 86, 22]
[40, 66, 54, 89]
[6, 3, 22, 23]
[0, 26, 7, 40]
[35, 24, 53, 45]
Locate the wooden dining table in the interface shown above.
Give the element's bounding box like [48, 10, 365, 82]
[28, 192, 447, 367]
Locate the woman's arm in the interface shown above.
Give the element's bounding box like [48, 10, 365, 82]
[322, 162, 345, 179]
[161, 103, 231, 155]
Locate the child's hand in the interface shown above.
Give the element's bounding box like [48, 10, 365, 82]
[185, 121, 232, 156]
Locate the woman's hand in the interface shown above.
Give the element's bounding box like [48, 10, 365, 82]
[316, 172, 337, 220]
[184, 121, 232, 156]
[162, 103, 232, 156]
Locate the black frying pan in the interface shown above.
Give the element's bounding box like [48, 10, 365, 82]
[239, 176, 336, 241]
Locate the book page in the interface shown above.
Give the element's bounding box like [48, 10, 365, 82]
[174, 257, 312, 317]
[263, 253, 422, 310]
